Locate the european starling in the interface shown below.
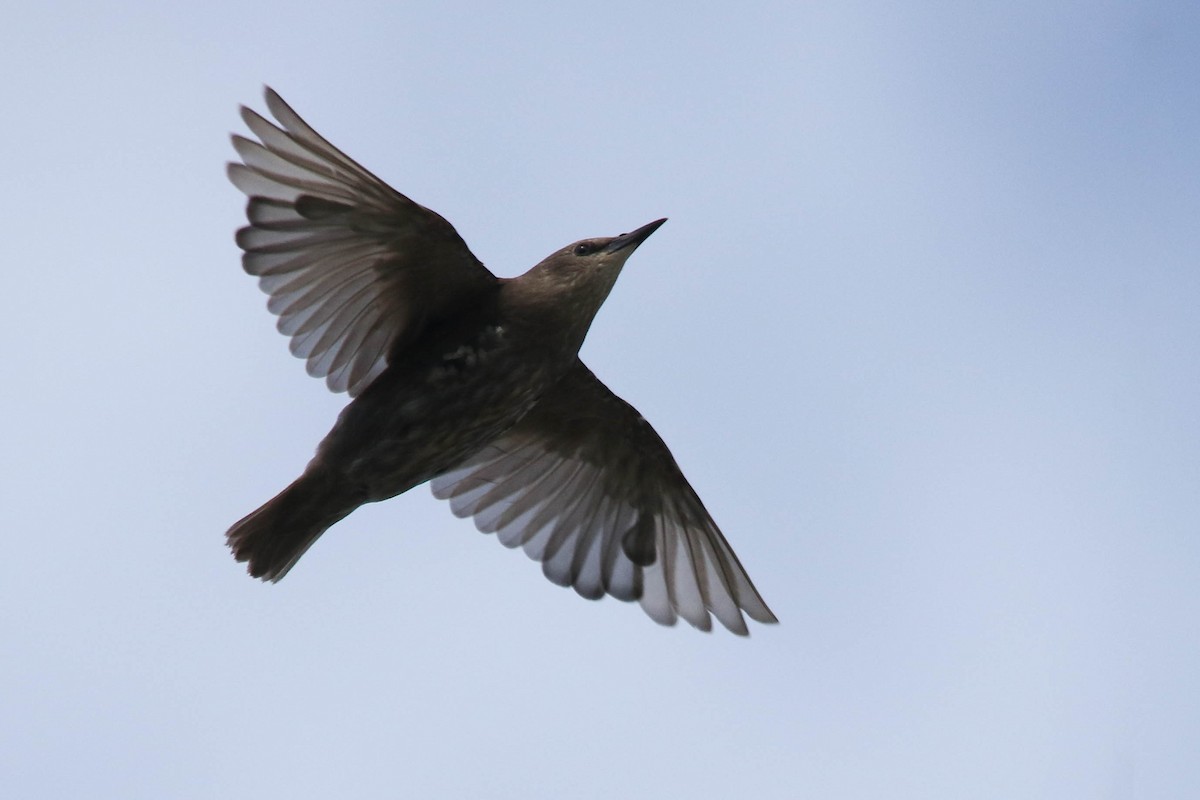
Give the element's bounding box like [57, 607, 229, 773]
[226, 88, 777, 635]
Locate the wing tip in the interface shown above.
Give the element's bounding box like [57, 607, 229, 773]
[263, 84, 285, 112]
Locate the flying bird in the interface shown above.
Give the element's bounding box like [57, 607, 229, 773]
[225, 88, 777, 634]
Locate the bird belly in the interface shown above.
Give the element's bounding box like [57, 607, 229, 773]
[312, 331, 553, 502]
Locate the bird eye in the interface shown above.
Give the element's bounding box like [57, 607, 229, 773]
[573, 242, 597, 256]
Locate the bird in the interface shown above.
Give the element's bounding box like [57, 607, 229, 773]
[225, 87, 777, 635]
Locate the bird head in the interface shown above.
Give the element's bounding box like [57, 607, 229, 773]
[510, 218, 667, 351]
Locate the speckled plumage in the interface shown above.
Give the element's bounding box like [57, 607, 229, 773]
[225, 88, 776, 635]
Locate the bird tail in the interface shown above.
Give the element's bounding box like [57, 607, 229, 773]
[226, 465, 361, 582]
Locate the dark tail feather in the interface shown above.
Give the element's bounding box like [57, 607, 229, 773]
[226, 466, 361, 581]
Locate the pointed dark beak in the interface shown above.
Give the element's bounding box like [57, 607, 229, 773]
[605, 218, 667, 254]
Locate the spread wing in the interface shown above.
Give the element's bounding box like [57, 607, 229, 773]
[228, 87, 496, 396]
[430, 361, 777, 635]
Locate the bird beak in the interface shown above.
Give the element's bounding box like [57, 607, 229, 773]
[605, 218, 667, 254]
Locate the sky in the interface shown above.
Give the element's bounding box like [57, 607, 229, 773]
[2, 1, 1198, 797]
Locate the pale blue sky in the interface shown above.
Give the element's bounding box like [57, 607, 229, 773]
[2, 2, 1197, 797]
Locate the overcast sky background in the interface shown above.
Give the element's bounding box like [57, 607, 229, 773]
[2, 2, 1197, 798]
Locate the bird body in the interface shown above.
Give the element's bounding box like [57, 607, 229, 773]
[226, 88, 777, 634]
[316, 292, 545, 498]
